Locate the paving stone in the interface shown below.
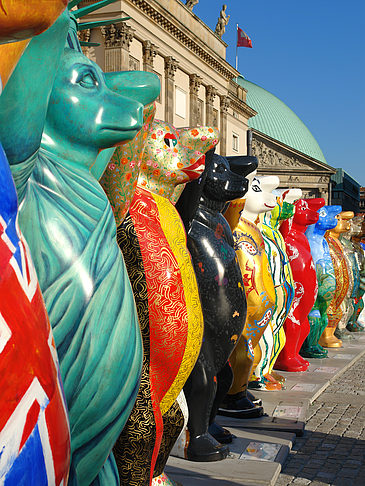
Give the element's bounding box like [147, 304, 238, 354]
[306, 481, 328, 486]
[336, 467, 359, 478]
[278, 351, 365, 485]
[315, 471, 336, 481]
[292, 478, 311, 485]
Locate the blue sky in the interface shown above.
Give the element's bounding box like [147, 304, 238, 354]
[190, 0, 365, 185]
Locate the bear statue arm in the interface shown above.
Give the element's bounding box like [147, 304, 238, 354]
[0, 10, 70, 170]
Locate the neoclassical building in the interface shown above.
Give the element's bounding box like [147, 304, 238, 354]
[78, 0, 256, 156]
[78, 0, 334, 201]
[237, 77, 335, 202]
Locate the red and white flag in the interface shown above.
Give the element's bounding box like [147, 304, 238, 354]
[237, 26, 252, 48]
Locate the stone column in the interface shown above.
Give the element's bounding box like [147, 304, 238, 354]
[189, 74, 202, 126]
[142, 40, 158, 72]
[101, 23, 134, 71]
[77, 28, 91, 57]
[219, 95, 230, 156]
[164, 56, 179, 124]
[119, 23, 134, 70]
[206, 85, 218, 126]
[320, 188, 329, 204]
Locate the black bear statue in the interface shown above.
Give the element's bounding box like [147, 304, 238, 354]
[176, 151, 260, 462]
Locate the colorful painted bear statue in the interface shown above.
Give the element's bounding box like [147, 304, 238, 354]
[115, 121, 219, 484]
[0, 9, 161, 485]
[221, 172, 277, 404]
[101, 106, 184, 486]
[276, 198, 325, 372]
[0, 144, 71, 486]
[176, 151, 257, 461]
[320, 211, 353, 347]
[252, 186, 297, 390]
[266, 189, 301, 378]
[0, 7, 71, 483]
[335, 216, 360, 339]
[347, 216, 365, 331]
[254, 189, 301, 388]
[301, 205, 342, 359]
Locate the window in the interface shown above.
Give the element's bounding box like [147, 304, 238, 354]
[175, 87, 186, 119]
[232, 133, 239, 152]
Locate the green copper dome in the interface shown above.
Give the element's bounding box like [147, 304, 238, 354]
[237, 76, 327, 163]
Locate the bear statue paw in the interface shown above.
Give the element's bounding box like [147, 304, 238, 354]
[186, 433, 229, 462]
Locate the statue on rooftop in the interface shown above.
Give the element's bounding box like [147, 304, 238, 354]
[215, 4, 230, 37]
[185, 0, 199, 11]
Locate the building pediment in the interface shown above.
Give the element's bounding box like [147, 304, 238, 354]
[252, 130, 335, 174]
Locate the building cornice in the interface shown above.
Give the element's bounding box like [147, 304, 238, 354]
[126, 0, 239, 80]
[229, 96, 257, 119]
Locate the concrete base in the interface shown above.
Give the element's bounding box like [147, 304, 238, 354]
[166, 427, 294, 485]
[248, 333, 365, 419]
[166, 457, 281, 486]
[218, 414, 305, 437]
[166, 334, 365, 486]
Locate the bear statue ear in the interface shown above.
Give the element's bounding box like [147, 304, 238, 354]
[305, 197, 326, 212]
[226, 155, 258, 178]
[176, 126, 220, 155]
[341, 211, 355, 221]
[104, 71, 160, 107]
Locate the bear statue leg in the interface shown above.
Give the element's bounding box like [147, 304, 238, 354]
[217, 360, 263, 418]
[184, 345, 229, 462]
[301, 309, 328, 358]
[210, 361, 233, 423]
[113, 361, 161, 486]
[153, 399, 185, 478]
[276, 311, 309, 372]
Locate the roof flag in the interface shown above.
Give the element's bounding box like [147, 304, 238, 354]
[235, 24, 252, 71]
[237, 26, 252, 48]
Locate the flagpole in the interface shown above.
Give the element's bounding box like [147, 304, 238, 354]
[235, 23, 238, 71]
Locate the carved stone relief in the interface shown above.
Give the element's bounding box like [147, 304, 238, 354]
[142, 40, 158, 67]
[189, 74, 203, 96]
[252, 138, 314, 170]
[185, 0, 199, 11]
[77, 28, 91, 56]
[101, 22, 134, 49]
[206, 85, 218, 105]
[220, 95, 230, 114]
[129, 56, 140, 71]
[164, 56, 179, 79]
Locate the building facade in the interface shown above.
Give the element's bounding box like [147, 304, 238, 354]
[331, 169, 360, 213]
[78, 0, 256, 156]
[237, 78, 336, 202]
[78, 0, 334, 201]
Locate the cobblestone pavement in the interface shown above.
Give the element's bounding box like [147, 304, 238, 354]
[276, 352, 365, 486]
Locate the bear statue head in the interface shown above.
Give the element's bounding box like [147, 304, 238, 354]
[137, 121, 219, 199]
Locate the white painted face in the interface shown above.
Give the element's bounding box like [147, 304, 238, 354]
[282, 188, 302, 204]
[273, 187, 302, 204]
[244, 175, 279, 216]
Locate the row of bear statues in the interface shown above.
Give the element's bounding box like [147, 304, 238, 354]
[1, 2, 364, 486]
